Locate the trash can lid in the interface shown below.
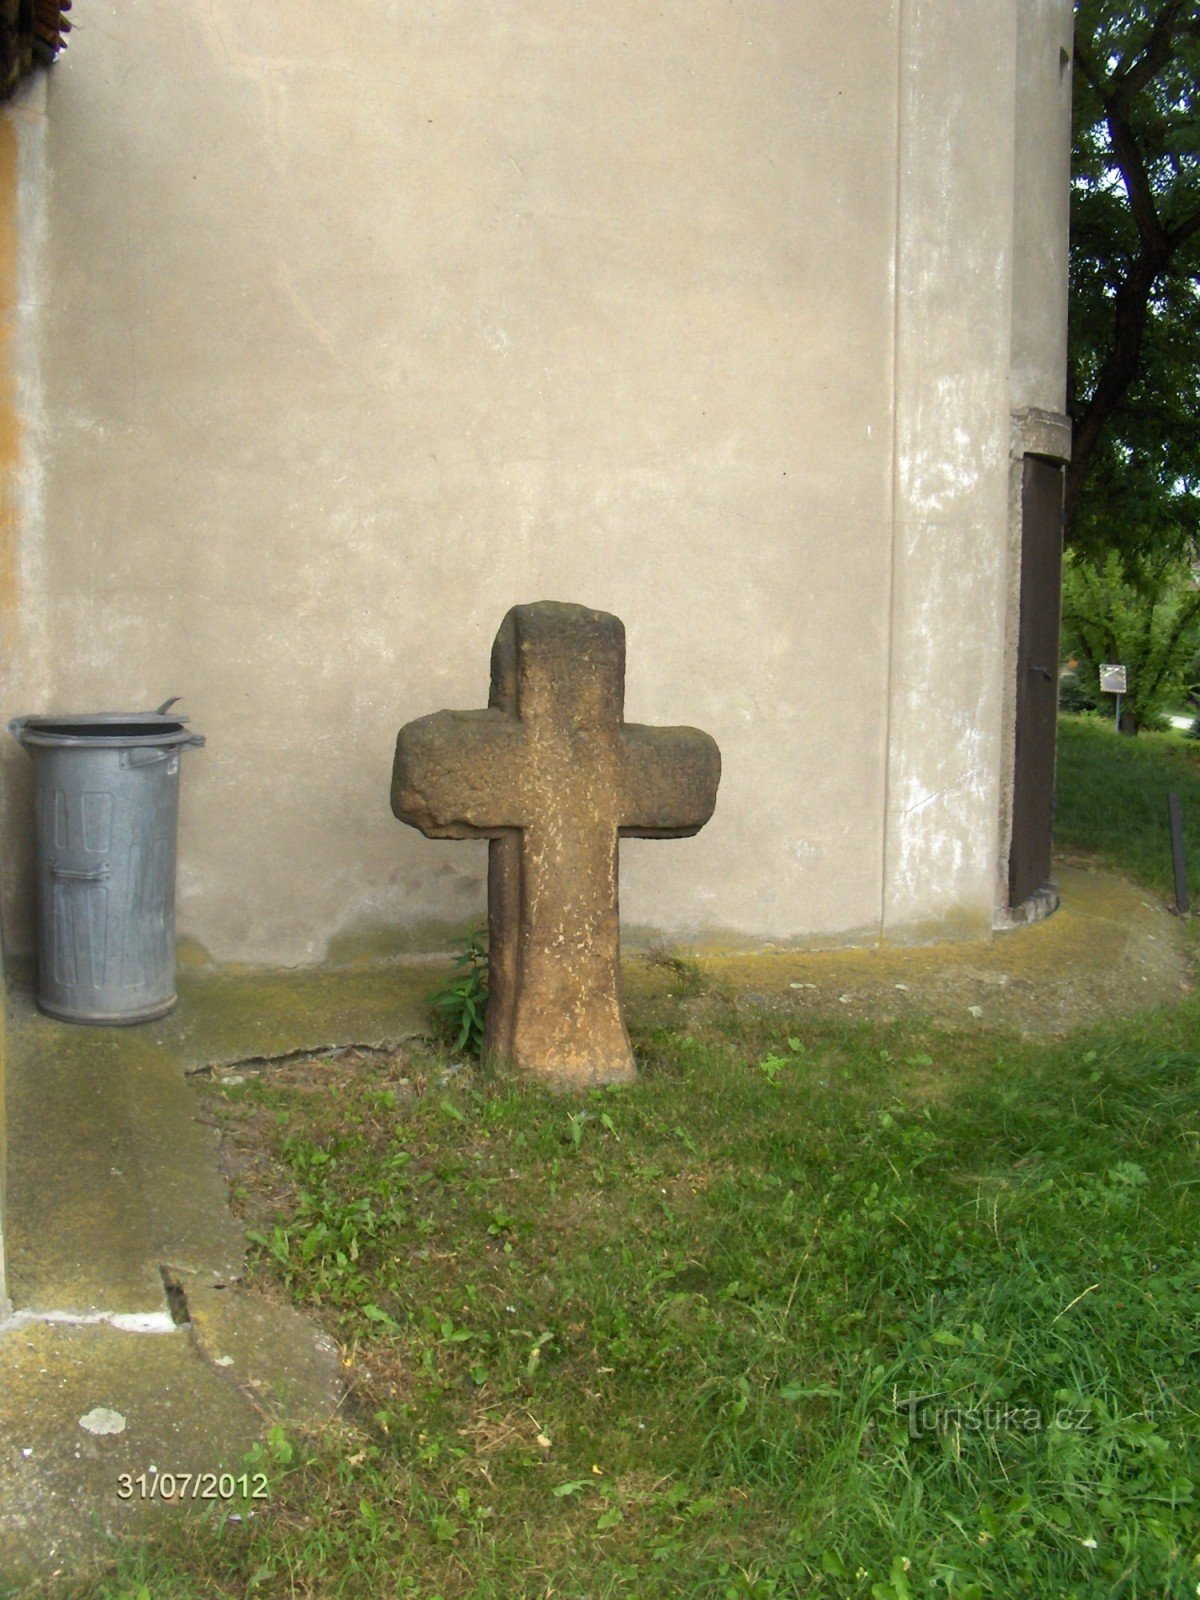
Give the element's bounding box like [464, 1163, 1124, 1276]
[8, 712, 204, 749]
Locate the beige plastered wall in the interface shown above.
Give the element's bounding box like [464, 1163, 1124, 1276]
[0, 95, 22, 1314]
[0, 2, 1070, 967]
[996, 0, 1075, 921]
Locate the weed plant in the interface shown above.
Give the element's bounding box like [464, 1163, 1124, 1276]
[428, 929, 489, 1056]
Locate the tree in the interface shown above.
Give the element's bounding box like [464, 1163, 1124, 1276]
[1068, 1, 1200, 559]
[1060, 548, 1200, 731]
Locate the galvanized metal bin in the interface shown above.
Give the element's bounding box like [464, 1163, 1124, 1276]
[9, 703, 205, 1024]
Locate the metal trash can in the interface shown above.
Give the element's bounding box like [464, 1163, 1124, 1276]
[8, 699, 205, 1024]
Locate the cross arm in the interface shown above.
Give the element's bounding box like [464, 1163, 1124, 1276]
[618, 723, 721, 838]
[392, 709, 530, 838]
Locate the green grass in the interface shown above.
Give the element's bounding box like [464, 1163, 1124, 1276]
[1056, 714, 1200, 902]
[37, 1007, 1199, 1600]
[23, 719, 1200, 1600]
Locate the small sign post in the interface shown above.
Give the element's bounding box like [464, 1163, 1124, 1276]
[1099, 663, 1128, 731]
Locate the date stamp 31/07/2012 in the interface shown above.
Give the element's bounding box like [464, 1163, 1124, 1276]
[116, 1470, 270, 1502]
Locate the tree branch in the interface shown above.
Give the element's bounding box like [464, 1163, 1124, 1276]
[1066, 4, 1198, 529]
[1105, 102, 1168, 249]
[1114, 0, 1189, 101]
[1067, 246, 1165, 523]
[1168, 208, 1200, 250]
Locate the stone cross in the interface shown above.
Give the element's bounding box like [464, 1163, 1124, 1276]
[391, 601, 721, 1087]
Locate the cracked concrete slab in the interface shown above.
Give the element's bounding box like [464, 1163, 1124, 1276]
[0, 965, 382, 1587]
[0, 1320, 268, 1582]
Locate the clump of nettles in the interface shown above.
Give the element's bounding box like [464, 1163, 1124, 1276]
[428, 928, 488, 1055]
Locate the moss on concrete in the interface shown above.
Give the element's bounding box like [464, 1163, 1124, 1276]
[623, 864, 1193, 1034]
[164, 959, 441, 1073]
[0, 964, 352, 1584]
[0, 1312, 338, 1588]
[324, 917, 487, 968]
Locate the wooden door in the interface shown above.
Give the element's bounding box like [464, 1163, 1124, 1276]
[1009, 453, 1065, 908]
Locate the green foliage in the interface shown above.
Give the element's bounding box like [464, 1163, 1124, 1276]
[428, 927, 489, 1055]
[1069, 0, 1200, 557]
[1057, 665, 1100, 715]
[1060, 548, 1200, 729]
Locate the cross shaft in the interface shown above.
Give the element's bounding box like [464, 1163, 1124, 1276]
[392, 602, 720, 1085]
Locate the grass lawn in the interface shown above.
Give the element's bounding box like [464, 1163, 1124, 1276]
[1055, 714, 1200, 902]
[36, 720, 1200, 1600]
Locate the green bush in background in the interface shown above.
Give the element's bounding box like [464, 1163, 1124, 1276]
[1060, 550, 1200, 733]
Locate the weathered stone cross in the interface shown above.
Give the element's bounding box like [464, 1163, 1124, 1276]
[391, 601, 721, 1087]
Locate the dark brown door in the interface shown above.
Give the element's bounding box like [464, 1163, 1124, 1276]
[1009, 453, 1065, 908]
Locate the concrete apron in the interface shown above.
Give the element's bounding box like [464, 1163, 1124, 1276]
[0, 958, 436, 1585]
[0, 862, 1192, 1583]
